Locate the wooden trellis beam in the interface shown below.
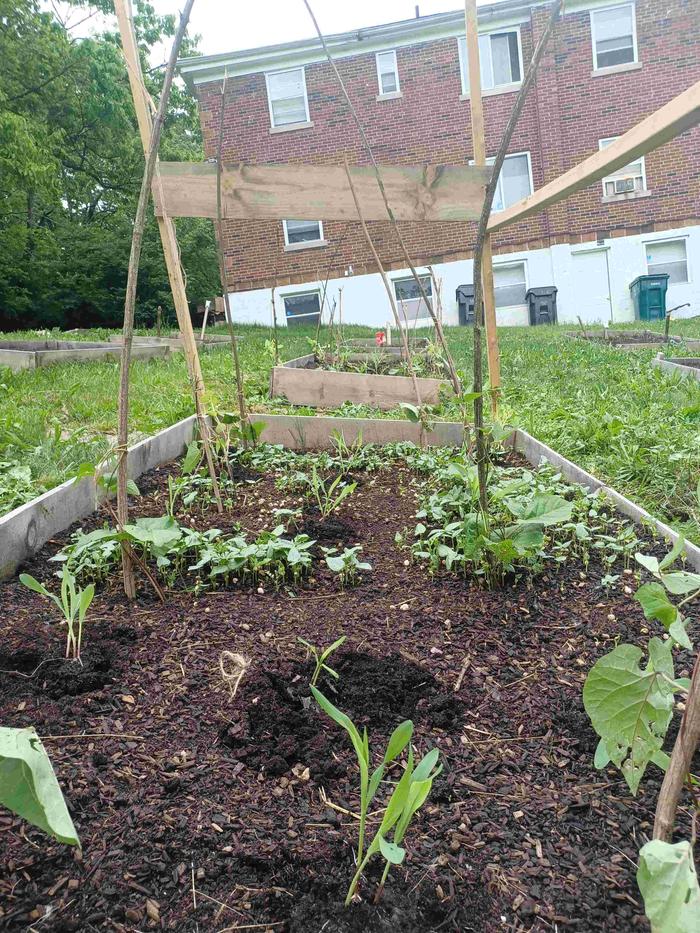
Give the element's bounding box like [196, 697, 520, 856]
[153, 161, 491, 222]
[488, 77, 700, 232]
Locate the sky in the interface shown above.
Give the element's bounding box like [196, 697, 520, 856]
[150, 0, 466, 56]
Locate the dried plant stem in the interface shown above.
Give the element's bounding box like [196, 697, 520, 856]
[216, 72, 248, 445]
[467, 0, 562, 517]
[301, 0, 460, 397]
[116, 0, 196, 598]
[654, 651, 700, 840]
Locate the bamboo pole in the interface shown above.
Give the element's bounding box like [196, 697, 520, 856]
[467, 0, 563, 517]
[215, 73, 248, 444]
[114, 0, 221, 512]
[302, 0, 461, 399]
[464, 0, 500, 418]
[116, 0, 196, 598]
[343, 158, 425, 435]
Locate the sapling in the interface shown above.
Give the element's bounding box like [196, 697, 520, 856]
[311, 687, 441, 905]
[20, 570, 94, 663]
[297, 635, 346, 687]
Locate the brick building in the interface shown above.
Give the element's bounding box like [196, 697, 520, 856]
[180, 0, 700, 327]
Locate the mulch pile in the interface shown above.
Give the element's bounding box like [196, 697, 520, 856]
[0, 457, 694, 931]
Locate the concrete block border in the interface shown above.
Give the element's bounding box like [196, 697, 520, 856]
[651, 354, 700, 382]
[1, 412, 698, 578]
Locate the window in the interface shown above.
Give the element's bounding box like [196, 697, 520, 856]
[646, 240, 688, 284]
[376, 50, 400, 95]
[458, 30, 522, 94]
[494, 263, 527, 308]
[282, 219, 324, 248]
[283, 291, 321, 326]
[591, 4, 637, 70]
[599, 137, 646, 196]
[393, 275, 432, 302]
[265, 67, 309, 128]
[471, 153, 532, 211]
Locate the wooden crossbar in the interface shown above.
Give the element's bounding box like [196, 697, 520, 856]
[153, 161, 491, 222]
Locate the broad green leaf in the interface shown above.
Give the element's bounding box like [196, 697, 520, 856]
[594, 737, 610, 768]
[123, 515, 182, 551]
[0, 727, 79, 846]
[635, 583, 678, 628]
[126, 479, 140, 497]
[325, 555, 345, 573]
[668, 618, 692, 651]
[636, 552, 660, 575]
[659, 536, 686, 572]
[378, 835, 405, 865]
[19, 573, 51, 598]
[181, 441, 202, 475]
[399, 403, 421, 424]
[583, 641, 675, 794]
[637, 840, 700, 933]
[505, 494, 573, 526]
[661, 571, 700, 595]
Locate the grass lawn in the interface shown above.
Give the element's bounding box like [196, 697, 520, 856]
[1, 319, 699, 542]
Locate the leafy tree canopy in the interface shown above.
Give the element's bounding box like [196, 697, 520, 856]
[0, 0, 218, 330]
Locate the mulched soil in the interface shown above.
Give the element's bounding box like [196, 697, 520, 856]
[1, 455, 697, 932]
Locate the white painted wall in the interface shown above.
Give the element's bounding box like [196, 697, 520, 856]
[227, 222, 700, 328]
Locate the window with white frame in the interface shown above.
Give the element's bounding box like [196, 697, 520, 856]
[393, 275, 432, 323]
[472, 153, 532, 211]
[265, 67, 309, 128]
[458, 30, 522, 94]
[494, 263, 527, 308]
[283, 290, 321, 326]
[590, 4, 637, 70]
[646, 240, 689, 284]
[282, 219, 324, 248]
[599, 137, 646, 196]
[376, 50, 400, 95]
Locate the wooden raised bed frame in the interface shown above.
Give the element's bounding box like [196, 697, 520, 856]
[269, 353, 450, 410]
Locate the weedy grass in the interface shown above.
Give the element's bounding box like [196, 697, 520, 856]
[2, 319, 700, 541]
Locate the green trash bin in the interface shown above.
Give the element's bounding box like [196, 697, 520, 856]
[629, 274, 670, 321]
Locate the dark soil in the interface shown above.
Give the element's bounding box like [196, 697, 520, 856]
[1, 457, 697, 932]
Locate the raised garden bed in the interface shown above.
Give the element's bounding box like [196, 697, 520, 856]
[652, 355, 700, 382]
[0, 339, 169, 372]
[567, 329, 700, 351]
[109, 334, 233, 352]
[270, 353, 450, 410]
[2, 437, 697, 930]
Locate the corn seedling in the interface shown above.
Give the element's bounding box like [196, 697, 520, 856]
[311, 687, 440, 905]
[304, 465, 356, 519]
[19, 570, 94, 663]
[297, 635, 346, 687]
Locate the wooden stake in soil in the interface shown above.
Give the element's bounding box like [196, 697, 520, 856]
[466, 0, 562, 517]
[654, 651, 700, 841]
[215, 72, 248, 444]
[115, 0, 196, 598]
[114, 0, 222, 512]
[301, 0, 461, 399]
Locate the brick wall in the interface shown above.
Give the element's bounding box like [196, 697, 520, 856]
[195, 0, 700, 293]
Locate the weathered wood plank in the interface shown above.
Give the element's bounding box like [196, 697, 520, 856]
[488, 78, 700, 232]
[270, 364, 449, 410]
[154, 161, 490, 222]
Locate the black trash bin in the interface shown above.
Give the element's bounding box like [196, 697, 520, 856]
[456, 284, 475, 325]
[526, 286, 558, 325]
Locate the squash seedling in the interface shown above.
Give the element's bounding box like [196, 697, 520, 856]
[311, 687, 441, 905]
[297, 635, 346, 687]
[20, 570, 94, 663]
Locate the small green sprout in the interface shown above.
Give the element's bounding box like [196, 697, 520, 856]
[20, 569, 95, 663]
[297, 635, 346, 687]
[323, 545, 372, 586]
[311, 687, 441, 905]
